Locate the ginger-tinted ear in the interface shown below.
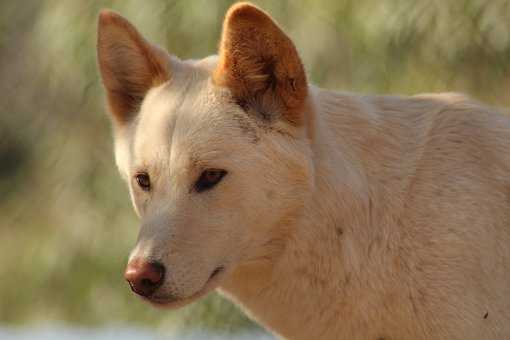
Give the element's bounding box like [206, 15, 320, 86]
[97, 10, 170, 124]
[214, 3, 308, 126]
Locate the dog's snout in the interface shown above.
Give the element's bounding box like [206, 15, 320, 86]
[124, 259, 165, 297]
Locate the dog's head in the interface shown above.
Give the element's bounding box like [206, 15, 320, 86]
[97, 2, 313, 307]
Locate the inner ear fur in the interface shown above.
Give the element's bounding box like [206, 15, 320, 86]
[97, 10, 171, 124]
[213, 3, 308, 126]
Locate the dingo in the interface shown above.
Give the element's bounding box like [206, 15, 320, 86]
[97, 3, 510, 339]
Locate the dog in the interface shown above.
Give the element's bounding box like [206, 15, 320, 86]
[97, 2, 510, 339]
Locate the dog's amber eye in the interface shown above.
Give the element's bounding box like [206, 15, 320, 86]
[195, 169, 227, 193]
[135, 172, 151, 191]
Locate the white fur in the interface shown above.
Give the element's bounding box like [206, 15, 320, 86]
[99, 5, 510, 338]
[112, 52, 510, 338]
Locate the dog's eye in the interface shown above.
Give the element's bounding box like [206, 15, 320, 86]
[135, 172, 151, 191]
[195, 169, 227, 193]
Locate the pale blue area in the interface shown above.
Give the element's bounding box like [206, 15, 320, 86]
[0, 326, 273, 340]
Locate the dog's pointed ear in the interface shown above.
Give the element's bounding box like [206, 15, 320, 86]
[97, 10, 171, 124]
[213, 3, 308, 126]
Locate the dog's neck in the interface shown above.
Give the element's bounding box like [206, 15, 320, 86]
[218, 88, 411, 339]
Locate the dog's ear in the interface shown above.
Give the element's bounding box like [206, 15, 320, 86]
[97, 10, 170, 124]
[214, 3, 308, 126]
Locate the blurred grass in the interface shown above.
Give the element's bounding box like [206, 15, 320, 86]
[1, 0, 510, 333]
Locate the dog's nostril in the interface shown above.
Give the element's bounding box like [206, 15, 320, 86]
[124, 260, 165, 298]
[141, 278, 152, 286]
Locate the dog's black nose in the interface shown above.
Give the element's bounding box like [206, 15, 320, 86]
[124, 259, 165, 297]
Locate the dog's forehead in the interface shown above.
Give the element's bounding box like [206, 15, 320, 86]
[136, 61, 201, 134]
[132, 62, 255, 169]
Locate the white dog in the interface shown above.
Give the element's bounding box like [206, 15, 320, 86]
[97, 3, 510, 339]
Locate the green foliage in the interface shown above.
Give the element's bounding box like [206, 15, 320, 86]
[1, 0, 509, 333]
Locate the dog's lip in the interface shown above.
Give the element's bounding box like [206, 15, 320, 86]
[146, 266, 226, 308]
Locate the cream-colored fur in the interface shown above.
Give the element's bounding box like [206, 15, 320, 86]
[220, 89, 510, 340]
[97, 3, 510, 340]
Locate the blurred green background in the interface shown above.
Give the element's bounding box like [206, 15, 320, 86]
[1, 0, 510, 336]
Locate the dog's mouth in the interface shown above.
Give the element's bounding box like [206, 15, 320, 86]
[146, 266, 226, 308]
[208, 266, 224, 281]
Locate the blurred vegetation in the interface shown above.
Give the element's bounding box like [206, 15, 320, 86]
[1, 0, 510, 335]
